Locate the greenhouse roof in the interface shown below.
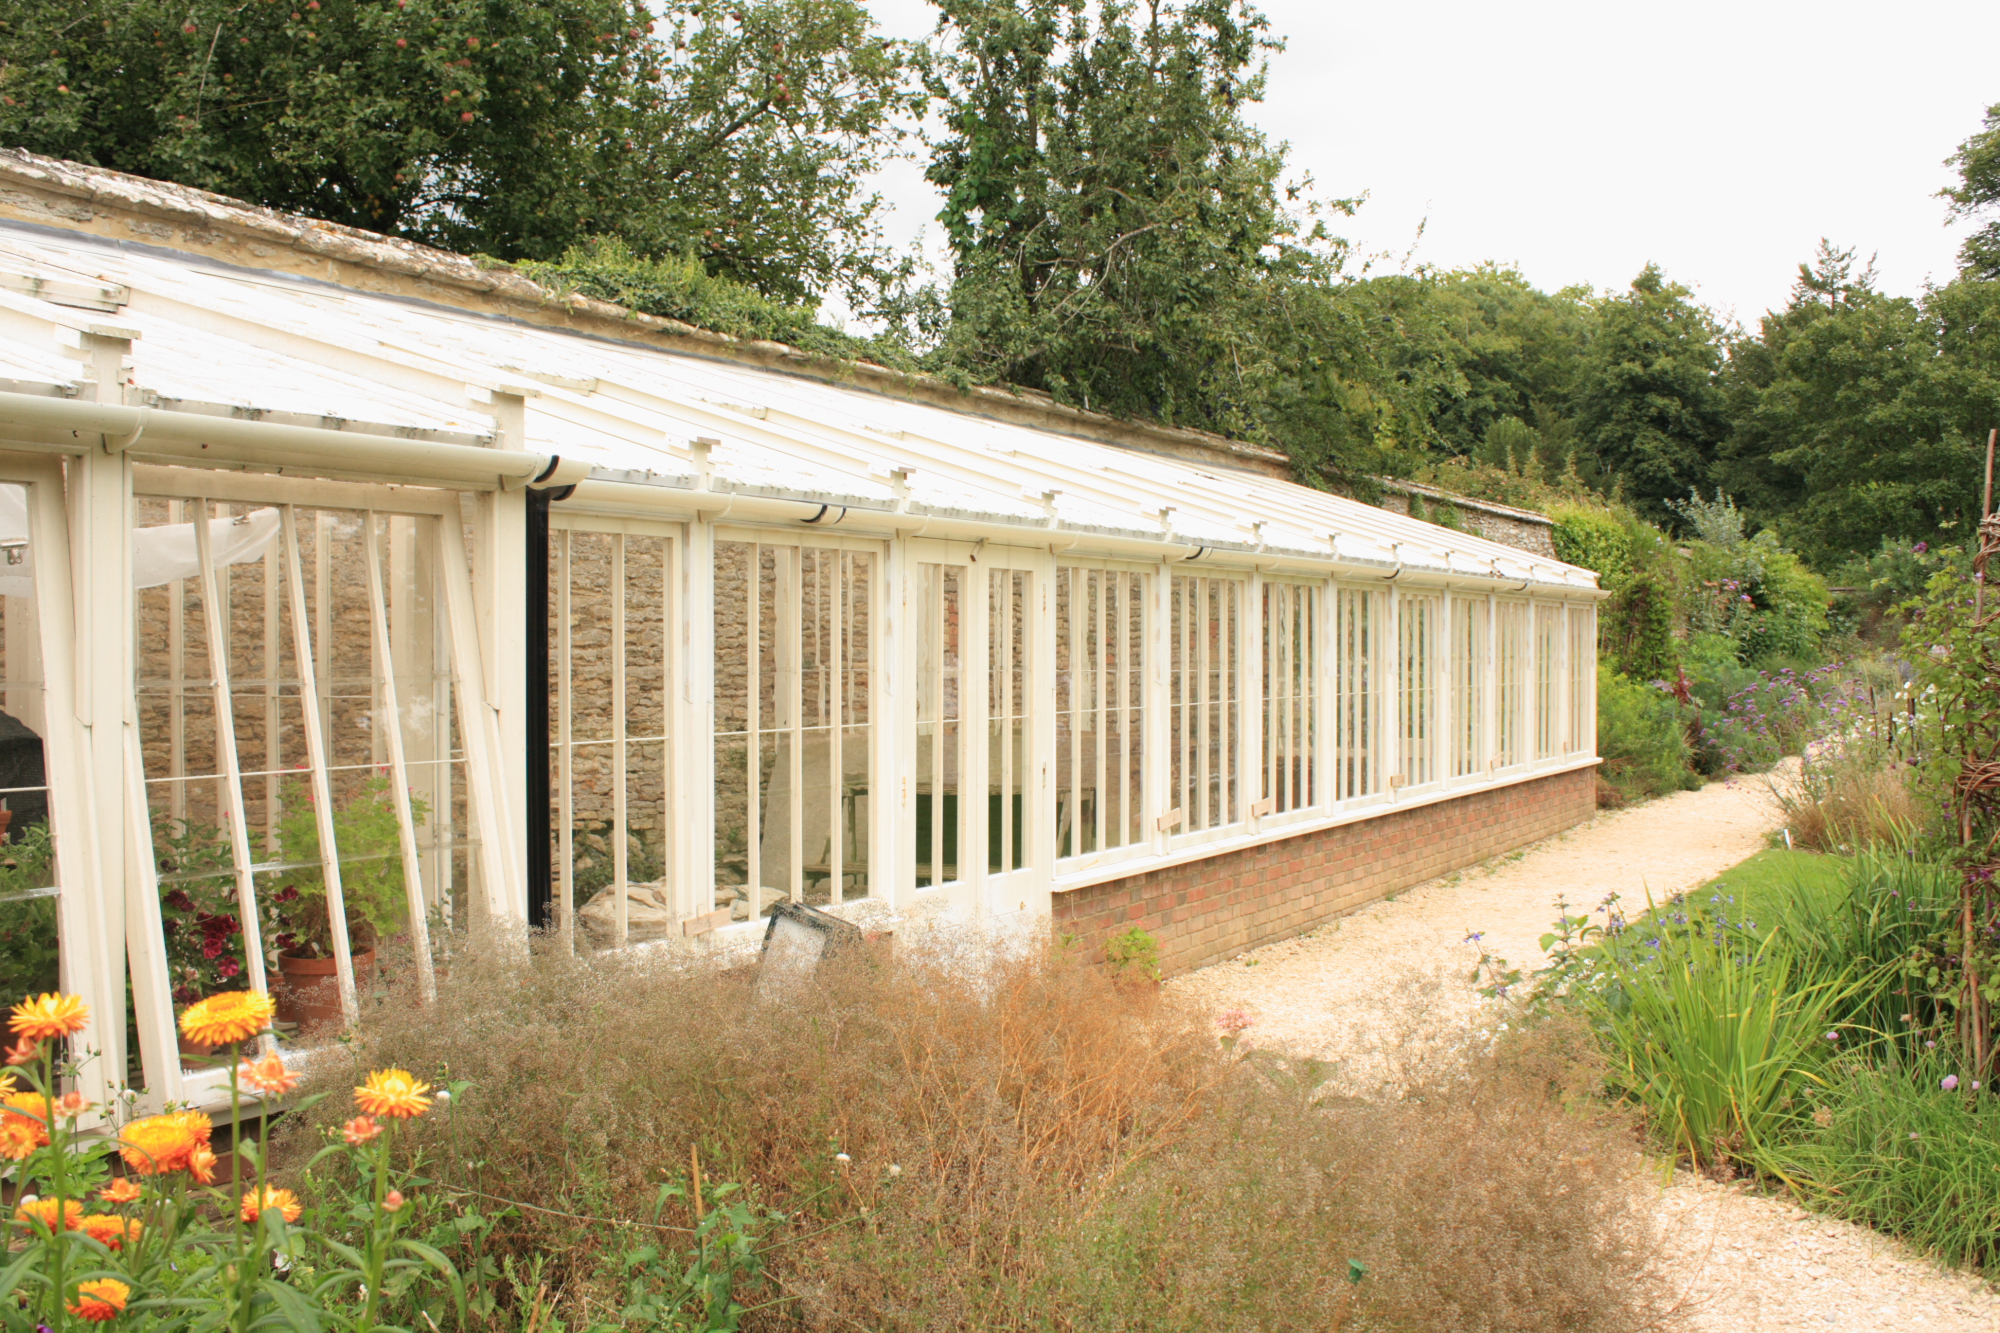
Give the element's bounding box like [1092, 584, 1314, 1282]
[0, 159, 1600, 593]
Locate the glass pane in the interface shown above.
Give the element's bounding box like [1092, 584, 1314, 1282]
[914, 563, 962, 888]
[1264, 582, 1316, 814]
[558, 530, 674, 946]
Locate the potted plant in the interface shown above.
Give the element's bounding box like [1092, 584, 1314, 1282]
[263, 775, 427, 1034]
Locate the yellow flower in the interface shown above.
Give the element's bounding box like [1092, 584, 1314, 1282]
[177, 991, 275, 1048]
[15, 1197, 83, 1231]
[79, 1214, 141, 1250]
[354, 1069, 432, 1120]
[97, 1178, 143, 1205]
[239, 1185, 301, 1224]
[68, 1278, 130, 1322]
[117, 1110, 212, 1176]
[9, 992, 88, 1041]
[238, 1050, 300, 1097]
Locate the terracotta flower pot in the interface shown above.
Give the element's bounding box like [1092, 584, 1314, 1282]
[275, 950, 377, 1036]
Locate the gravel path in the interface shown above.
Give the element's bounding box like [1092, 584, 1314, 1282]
[1169, 774, 2000, 1333]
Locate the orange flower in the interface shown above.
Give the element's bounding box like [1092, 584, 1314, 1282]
[354, 1069, 431, 1120]
[177, 991, 275, 1048]
[186, 1142, 219, 1186]
[96, 1178, 143, 1205]
[0, 1116, 43, 1160]
[382, 1189, 405, 1213]
[10, 992, 88, 1041]
[15, 1196, 83, 1231]
[67, 1278, 130, 1322]
[239, 1185, 301, 1225]
[342, 1115, 382, 1146]
[237, 1051, 300, 1097]
[4, 1035, 39, 1065]
[0, 1089, 50, 1158]
[54, 1090, 93, 1119]
[79, 1214, 141, 1250]
[117, 1110, 212, 1176]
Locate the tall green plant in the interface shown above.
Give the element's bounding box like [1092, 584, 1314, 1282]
[1592, 935, 1852, 1168]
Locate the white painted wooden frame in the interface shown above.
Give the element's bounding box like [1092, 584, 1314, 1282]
[0, 455, 105, 1113]
[125, 469, 501, 1107]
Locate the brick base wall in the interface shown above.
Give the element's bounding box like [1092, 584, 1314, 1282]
[1052, 766, 1597, 977]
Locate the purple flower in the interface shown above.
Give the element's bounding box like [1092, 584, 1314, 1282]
[1914, 542, 1928, 554]
[1943, 1074, 1960, 1091]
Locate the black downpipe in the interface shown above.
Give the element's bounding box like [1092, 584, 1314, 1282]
[525, 487, 554, 931]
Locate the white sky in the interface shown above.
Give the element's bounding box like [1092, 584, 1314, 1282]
[858, 0, 2000, 329]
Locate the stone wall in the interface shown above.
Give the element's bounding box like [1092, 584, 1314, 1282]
[1375, 484, 1558, 561]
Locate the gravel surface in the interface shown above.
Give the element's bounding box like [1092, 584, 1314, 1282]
[1169, 774, 2000, 1333]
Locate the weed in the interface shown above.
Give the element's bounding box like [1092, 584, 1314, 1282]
[277, 936, 1686, 1331]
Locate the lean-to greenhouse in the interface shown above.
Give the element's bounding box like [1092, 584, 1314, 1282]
[0, 152, 1605, 1118]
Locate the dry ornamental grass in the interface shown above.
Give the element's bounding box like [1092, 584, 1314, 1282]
[276, 932, 1684, 1332]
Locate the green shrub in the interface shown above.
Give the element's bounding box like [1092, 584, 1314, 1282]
[1607, 571, 1678, 679]
[515, 237, 917, 369]
[1551, 506, 1631, 587]
[1764, 1048, 2000, 1273]
[1595, 663, 1698, 802]
[1683, 531, 1829, 668]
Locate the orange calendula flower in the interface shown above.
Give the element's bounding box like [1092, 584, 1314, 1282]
[239, 1185, 301, 1225]
[15, 1197, 83, 1231]
[79, 1214, 141, 1250]
[117, 1110, 212, 1176]
[0, 1089, 50, 1159]
[187, 1142, 219, 1186]
[97, 1178, 143, 1205]
[342, 1115, 382, 1146]
[68, 1278, 130, 1322]
[237, 1050, 300, 1097]
[177, 991, 275, 1048]
[355, 1068, 432, 1120]
[10, 992, 89, 1041]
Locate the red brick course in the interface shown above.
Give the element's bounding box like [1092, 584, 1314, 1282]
[1052, 767, 1596, 977]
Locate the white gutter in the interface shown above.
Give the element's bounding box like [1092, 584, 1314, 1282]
[561, 477, 1609, 597]
[0, 390, 593, 490]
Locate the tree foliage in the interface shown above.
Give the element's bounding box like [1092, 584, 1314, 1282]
[1572, 265, 1731, 526]
[0, 0, 914, 306]
[918, 0, 1374, 463]
[1717, 242, 1999, 568]
[1945, 101, 2000, 282]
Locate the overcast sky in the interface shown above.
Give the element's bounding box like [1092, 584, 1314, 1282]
[859, 0, 2000, 329]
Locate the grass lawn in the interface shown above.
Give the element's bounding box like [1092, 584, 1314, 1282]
[1688, 846, 1850, 929]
